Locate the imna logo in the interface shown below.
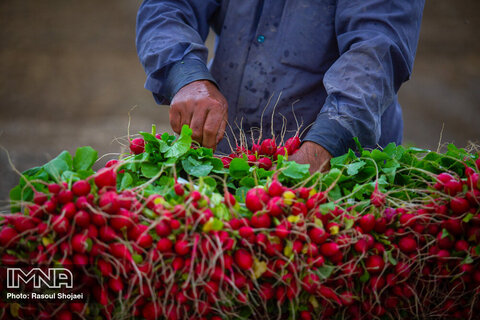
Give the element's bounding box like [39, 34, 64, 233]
[7, 268, 73, 289]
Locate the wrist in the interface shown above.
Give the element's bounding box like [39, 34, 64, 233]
[165, 58, 218, 103]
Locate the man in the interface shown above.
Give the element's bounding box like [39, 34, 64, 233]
[136, 0, 424, 172]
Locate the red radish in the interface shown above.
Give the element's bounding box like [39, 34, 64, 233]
[450, 197, 470, 215]
[75, 196, 89, 210]
[109, 277, 124, 292]
[97, 259, 113, 276]
[467, 172, 479, 189]
[156, 238, 173, 253]
[174, 240, 190, 255]
[466, 189, 480, 205]
[69, 303, 85, 315]
[250, 213, 271, 228]
[398, 236, 417, 253]
[224, 191, 236, 207]
[267, 196, 284, 217]
[169, 219, 181, 230]
[359, 214, 375, 232]
[110, 208, 134, 231]
[33, 192, 48, 205]
[373, 242, 385, 254]
[72, 234, 90, 253]
[130, 137, 145, 155]
[172, 257, 184, 271]
[268, 179, 284, 197]
[398, 213, 416, 227]
[109, 242, 132, 261]
[370, 275, 385, 291]
[8, 216, 36, 233]
[436, 172, 454, 185]
[234, 249, 253, 270]
[100, 226, 117, 242]
[61, 202, 76, 219]
[275, 223, 290, 239]
[285, 136, 301, 155]
[274, 146, 287, 160]
[300, 311, 312, 320]
[309, 227, 329, 244]
[370, 184, 386, 207]
[247, 154, 257, 163]
[142, 302, 162, 320]
[105, 159, 118, 168]
[221, 157, 232, 168]
[72, 180, 91, 196]
[259, 283, 275, 300]
[257, 157, 273, 170]
[291, 202, 307, 216]
[2, 253, 17, 265]
[301, 273, 320, 293]
[455, 239, 469, 252]
[320, 242, 339, 257]
[91, 212, 107, 227]
[155, 220, 171, 237]
[43, 199, 57, 214]
[365, 255, 385, 274]
[297, 187, 310, 200]
[339, 291, 355, 306]
[245, 188, 270, 213]
[57, 189, 74, 204]
[251, 143, 261, 154]
[174, 183, 184, 196]
[73, 253, 88, 266]
[128, 224, 148, 241]
[443, 218, 464, 235]
[48, 183, 61, 194]
[52, 215, 70, 234]
[0, 227, 18, 247]
[318, 285, 341, 304]
[436, 249, 450, 263]
[444, 179, 462, 196]
[94, 167, 117, 189]
[98, 191, 120, 214]
[354, 239, 369, 254]
[374, 217, 388, 233]
[260, 138, 276, 156]
[136, 232, 153, 248]
[55, 310, 73, 320]
[239, 226, 254, 238]
[292, 239, 303, 254]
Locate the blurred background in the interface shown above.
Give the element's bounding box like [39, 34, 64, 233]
[0, 0, 479, 201]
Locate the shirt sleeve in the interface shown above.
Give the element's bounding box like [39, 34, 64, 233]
[303, 0, 425, 157]
[136, 0, 220, 104]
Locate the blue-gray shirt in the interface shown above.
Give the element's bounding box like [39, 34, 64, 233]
[136, 0, 424, 156]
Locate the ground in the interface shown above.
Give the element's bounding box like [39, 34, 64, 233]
[0, 0, 479, 202]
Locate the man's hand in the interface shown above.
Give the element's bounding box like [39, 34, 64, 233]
[288, 141, 332, 173]
[169, 80, 228, 150]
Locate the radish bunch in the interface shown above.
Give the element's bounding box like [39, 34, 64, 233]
[219, 135, 301, 170]
[1, 126, 480, 319]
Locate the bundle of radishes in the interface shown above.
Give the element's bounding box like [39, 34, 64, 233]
[1, 126, 479, 320]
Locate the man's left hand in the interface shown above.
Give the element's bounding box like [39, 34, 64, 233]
[288, 141, 332, 173]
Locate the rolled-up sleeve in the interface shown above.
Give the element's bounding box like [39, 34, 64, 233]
[304, 0, 424, 156]
[136, 0, 220, 104]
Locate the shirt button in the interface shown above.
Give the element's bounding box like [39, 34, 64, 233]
[257, 35, 265, 43]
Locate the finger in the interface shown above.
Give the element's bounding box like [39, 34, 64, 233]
[215, 112, 228, 145]
[169, 106, 182, 134]
[203, 107, 227, 149]
[190, 107, 208, 144]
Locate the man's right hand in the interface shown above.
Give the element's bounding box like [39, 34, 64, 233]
[169, 80, 228, 150]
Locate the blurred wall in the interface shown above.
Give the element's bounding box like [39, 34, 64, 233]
[1, 0, 479, 201]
